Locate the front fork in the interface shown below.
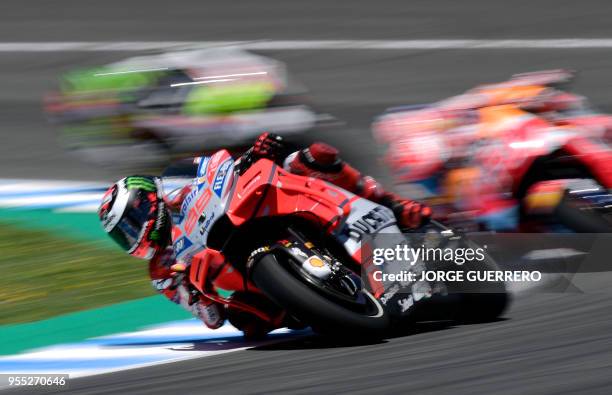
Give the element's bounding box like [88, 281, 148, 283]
[246, 230, 337, 284]
[247, 229, 365, 305]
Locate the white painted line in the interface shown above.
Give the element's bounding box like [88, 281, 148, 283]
[5, 345, 181, 361]
[0, 179, 106, 192]
[0, 320, 304, 381]
[65, 347, 250, 379]
[3, 39, 612, 52]
[0, 178, 192, 212]
[0, 193, 102, 208]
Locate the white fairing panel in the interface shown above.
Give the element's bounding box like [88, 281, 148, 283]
[171, 151, 236, 261]
[330, 187, 401, 256]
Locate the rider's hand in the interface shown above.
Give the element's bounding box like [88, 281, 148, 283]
[391, 199, 432, 230]
[252, 132, 286, 162]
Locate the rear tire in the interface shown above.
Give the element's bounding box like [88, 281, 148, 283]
[555, 194, 612, 232]
[445, 242, 510, 323]
[455, 292, 510, 323]
[251, 254, 390, 335]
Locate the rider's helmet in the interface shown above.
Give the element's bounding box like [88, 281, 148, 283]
[98, 176, 171, 259]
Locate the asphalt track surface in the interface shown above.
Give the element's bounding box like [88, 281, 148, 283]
[3, 1, 612, 394]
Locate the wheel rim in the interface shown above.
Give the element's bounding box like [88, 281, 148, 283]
[282, 255, 384, 318]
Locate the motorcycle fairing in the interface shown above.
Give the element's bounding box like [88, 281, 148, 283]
[226, 159, 401, 261]
[180, 152, 424, 316]
[172, 149, 236, 261]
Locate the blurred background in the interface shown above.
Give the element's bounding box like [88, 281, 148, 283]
[3, 0, 612, 321]
[2, 1, 612, 391]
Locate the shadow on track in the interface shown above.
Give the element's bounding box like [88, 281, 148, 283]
[94, 318, 508, 353]
[251, 320, 459, 351]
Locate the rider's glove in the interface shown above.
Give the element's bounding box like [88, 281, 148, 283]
[387, 196, 432, 230]
[252, 132, 286, 162]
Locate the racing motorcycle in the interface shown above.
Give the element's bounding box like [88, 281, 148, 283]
[167, 149, 508, 336]
[373, 70, 612, 232]
[44, 48, 326, 169]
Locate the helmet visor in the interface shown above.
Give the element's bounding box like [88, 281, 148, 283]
[108, 192, 154, 252]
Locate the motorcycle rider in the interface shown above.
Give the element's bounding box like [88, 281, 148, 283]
[98, 133, 431, 336]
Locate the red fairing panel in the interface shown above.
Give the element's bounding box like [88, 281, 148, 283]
[563, 137, 612, 188]
[189, 248, 258, 294]
[226, 159, 352, 231]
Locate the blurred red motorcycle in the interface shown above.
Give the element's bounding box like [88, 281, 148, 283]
[373, 70, 612, 232]
[171, 148, 507, 336]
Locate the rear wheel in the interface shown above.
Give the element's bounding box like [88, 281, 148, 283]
[454, 250, 510, 323]
[518, 153, 612, 232]
[425, 228, 510, 323]
[455, 292, 509, 323]
[555, 187, 612, 232]
[251, 253, 390, 335]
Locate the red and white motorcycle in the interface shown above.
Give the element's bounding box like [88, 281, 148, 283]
[165, 149, 508, 336]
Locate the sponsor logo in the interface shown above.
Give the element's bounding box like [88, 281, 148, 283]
[207, 151, 228, 184]
[213, 160, 232, 197]
[398, 296, 414, 312]
[198, 211, 216, 236]
[181, 189, 213, 234]
[180, 189, 198, 217]
[291, 247, 308, 259]
[246, 246, 270, 268]
[306, 256, 325, 268]
[379, 284, 400, 305]
[173, 236, 193, 256]
[249, 246, 270, 258]
[348, 206, 395, 241]
[125, 176, 156, 192]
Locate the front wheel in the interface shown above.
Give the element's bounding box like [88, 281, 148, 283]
[251, 253, 390, 335]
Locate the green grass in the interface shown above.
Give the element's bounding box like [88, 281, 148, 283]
[0, 222, 156, 325]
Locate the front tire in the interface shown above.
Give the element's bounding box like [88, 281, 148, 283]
[251, 253, 390, 335]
